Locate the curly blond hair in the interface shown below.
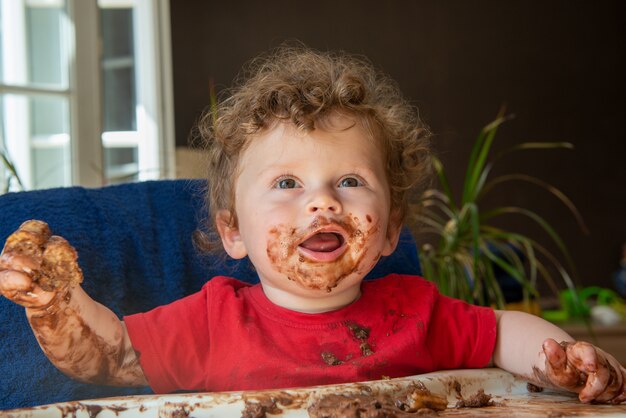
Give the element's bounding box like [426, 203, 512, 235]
[193, 45, 432, 252]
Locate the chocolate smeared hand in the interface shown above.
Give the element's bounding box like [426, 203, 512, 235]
[1, 220, 145, 386]
[0, 220, 83, 292]
[535, 339, 626, 404]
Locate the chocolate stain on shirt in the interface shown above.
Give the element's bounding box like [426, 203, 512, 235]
[321, 352, 344, 366]
[346, 321, 375, 357]
[320, 321, 376, 366]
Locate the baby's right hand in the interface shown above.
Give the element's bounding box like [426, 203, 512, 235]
[0, 220, 83, 310]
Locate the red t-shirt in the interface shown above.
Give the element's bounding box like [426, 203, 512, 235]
[124, 274, 496, 394]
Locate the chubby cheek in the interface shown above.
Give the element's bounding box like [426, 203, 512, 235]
[265, 214, 383, 292]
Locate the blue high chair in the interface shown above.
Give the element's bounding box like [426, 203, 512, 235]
[0, 179, 421, 409]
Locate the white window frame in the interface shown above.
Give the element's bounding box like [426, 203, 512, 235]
[0, 0, 175, 189]
[75, 0, 176, 186]
[72, 0, 103, 187]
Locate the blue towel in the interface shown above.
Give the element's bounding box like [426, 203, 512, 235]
[0, 179, 421, 409]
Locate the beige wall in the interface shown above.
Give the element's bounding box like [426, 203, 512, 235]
[175, 147, 206, 179]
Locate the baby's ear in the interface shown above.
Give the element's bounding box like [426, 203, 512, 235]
[382, 209, 402, 256]
[215, 210, 247, 259]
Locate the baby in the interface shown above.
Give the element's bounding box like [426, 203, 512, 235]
[0, 45, 624, 404]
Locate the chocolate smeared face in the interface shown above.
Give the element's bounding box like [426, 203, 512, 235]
[267, 215, 379, 292]
[225, 116, 401, 310]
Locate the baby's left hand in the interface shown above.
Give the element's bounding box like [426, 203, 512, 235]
[542, 338, 625, 403]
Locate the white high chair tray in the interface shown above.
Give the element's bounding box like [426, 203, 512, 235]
[2, 368, 625, 417]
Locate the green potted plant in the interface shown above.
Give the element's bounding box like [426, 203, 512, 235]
[415, 111, 587, 313]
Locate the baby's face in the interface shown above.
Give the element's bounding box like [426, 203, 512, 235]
[221, 116, 400, 311]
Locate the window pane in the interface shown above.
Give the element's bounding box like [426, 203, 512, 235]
[1, 93, 70, 189]
[101, 7, 133, 59]
[103, 66, 136, 131]
[100, 5, 139, 184]
[32, 143, 70, 189]
[30, 93, 67, 135]
[31, 94, 70, 189]
[27, 4, 68, 87]
[101, 7, 136, 132]
[0, 0, 69, 88]
[102, 131, 138, 183]
[104, 145, 138, 184]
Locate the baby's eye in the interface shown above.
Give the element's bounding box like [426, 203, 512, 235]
[339, 177, 362, 188]
[275, 177, 299, 189]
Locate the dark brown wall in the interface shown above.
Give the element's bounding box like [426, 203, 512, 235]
[170, 0, 626, 291]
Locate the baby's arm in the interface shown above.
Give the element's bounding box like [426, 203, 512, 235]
[0, 221, 147, 386]
[493, 310, 625, 403]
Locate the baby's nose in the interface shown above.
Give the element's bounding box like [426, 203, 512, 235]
[306, 189, 342, 214]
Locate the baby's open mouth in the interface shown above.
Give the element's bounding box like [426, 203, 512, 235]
[297, 232, 347, 262]
[299, 232, 345, 252]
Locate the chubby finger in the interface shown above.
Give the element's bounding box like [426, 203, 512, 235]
[579, 360, 610, 403]
[582, 352, 625, 403]
[8, 289, 56, 309]
[543, 339, 583, 390]
[0, 269, 35, 293]
[40, 235, 83, 291]
[3, 220, 51, 250]
[0, 252, 41, 274]
[0, 269, 56, 308]
[543, 338, 568, 369]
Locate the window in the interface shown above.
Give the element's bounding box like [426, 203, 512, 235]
[0, 0, 174, 191]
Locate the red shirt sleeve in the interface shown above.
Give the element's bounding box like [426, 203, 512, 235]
[425, 294, 497, 370]
[123, 287, 210, 393]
